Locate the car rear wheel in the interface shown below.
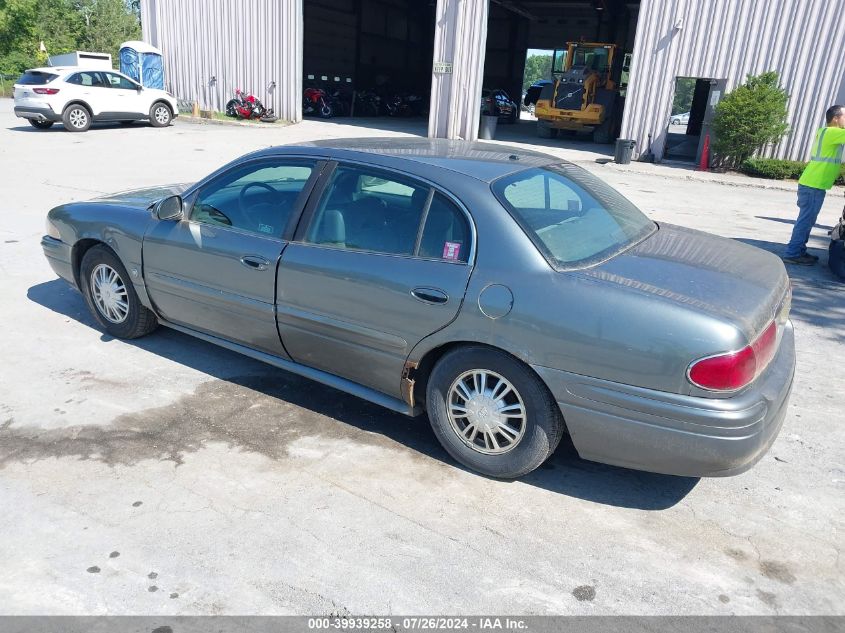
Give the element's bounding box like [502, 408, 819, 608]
[28, 119, 54, 129]
[80, 245, 158, 339]
[62, 105, 91, 132]
[426, 346, 564, 479]
[150, 102, 172, 127]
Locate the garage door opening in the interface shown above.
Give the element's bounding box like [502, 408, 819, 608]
[480, 0, 641, 154]
[520, 49, 554, 121]
[302, 0, 434, 135]
[664, 76, 726, 163]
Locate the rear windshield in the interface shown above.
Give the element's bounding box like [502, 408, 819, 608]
[16, 71, 58, 85]
[492, 163, 656, 269]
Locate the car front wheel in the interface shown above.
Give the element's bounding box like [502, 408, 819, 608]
[62, 105, 91, 132]
[150, 102, 172, 127]
[426, 346, 564, 479]
[80, 245, 158, 339]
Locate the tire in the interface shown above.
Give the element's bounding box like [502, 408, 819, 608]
[28, 119, 54, 129]
[426, 346, 564, 479]
[150, 102, 172, 127]
[671, 118, 680, 125]
[225, 99, 239, 117]
[79, 245, 158, 339]
[537, 123, 558, 139]
[592, 117, 613, 144]
[509, 107, 518, 124]
[62, 104, 91, 132]
[319, 102, 333, 118]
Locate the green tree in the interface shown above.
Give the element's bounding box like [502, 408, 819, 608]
[0, 0, 137, 74]
[671, 77, 695, 115]
[74, 0, 140, 62]
[522, 54, 552, 92]
[712, 71, 790, 167]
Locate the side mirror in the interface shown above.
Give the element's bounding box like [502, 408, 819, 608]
[154, 195, 183, 220]
[136, 85, 143, 93]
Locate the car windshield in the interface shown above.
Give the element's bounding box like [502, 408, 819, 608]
[17, 71, 57, 85]
[492, 163, 656, 269]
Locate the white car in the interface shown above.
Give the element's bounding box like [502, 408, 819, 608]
[670, 111, 690, 125]
[13, 67, 178, 132]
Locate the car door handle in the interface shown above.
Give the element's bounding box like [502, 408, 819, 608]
[240, 255, 270, 270]
[411, 287, 449, 304]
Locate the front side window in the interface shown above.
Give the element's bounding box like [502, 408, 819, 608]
[191, 161, 315, 237]
[304, 165, 429, 255]
[492, 163, 655, 269]
[103, 72, 137, 90]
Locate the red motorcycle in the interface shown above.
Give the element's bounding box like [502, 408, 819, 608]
[303, 87, 335, 118]
[225, 88, 269, 119]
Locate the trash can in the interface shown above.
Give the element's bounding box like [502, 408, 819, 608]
[614, 138, 636, 164]
[479, 114, 498, 140]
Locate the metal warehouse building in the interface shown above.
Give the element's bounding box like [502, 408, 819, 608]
[140, 0, 845, 163]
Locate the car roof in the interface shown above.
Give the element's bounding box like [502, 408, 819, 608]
[24, 67, 118, 75]
[256, 137, 561, 183]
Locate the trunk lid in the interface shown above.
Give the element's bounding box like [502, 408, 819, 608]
[578, 224, 790, 340]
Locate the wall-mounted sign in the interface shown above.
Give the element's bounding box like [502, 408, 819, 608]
[433, 61, 453, 74]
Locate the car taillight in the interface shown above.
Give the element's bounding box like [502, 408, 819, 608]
[687, 320, 778, 392]
[33, 88, 59, 95]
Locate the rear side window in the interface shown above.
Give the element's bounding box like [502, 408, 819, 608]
[67, 72, 106, 87]
[304, 165, 428, 256]
[492, 163, 655, 269]
[17, 71, 57, 85]
[418, 193, 470, 262]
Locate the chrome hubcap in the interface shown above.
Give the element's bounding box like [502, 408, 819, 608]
[154, 107, 169, 124]
[69, 109, 87, 128]
[447, 370, 527, 455]
[90, 264, 129, 323]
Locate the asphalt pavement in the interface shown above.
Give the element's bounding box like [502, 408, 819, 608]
[0, 99, 842, 615]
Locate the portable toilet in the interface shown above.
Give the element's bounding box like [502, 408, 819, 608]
[119, 41, 165, 89]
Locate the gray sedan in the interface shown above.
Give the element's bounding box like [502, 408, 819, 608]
[41, 138, 795, 479]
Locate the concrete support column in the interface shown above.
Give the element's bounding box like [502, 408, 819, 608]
[428, 0, 489, 141]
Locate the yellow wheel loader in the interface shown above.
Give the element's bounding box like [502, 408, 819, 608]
[535, 42, 623, 143]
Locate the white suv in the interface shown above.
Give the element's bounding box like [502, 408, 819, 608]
[13, 67, 179, 132]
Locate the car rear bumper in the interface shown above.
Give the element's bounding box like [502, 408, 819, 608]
[15, 105, 61, 122]
[41, 235, 75, 286]
[532, 322, 796, 477]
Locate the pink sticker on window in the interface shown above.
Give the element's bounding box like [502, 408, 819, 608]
[442, 241, 461, 261]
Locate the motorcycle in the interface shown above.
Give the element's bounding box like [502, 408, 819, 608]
[225, 88, 269, 120]
[353, 90, 381, 117]
[383, 91, 426, 117]
[303, 87, 336, 118]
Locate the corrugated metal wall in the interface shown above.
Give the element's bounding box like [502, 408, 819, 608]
[140, 0, 303, 122]
[428, 0, 489, 142]
[621, 0, 845, 161]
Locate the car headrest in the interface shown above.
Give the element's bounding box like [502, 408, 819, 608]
[316, 208, 345, 245]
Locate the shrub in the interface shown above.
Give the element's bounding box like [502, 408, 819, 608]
[712, 72, 790, 168]
[740, 158, 804, 180]
[739, 158, 845, 185]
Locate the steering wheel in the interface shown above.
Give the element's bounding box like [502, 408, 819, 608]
[238, 181, 278, 225]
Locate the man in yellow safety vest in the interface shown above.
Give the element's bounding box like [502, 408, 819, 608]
[783, 105, 845, 265]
